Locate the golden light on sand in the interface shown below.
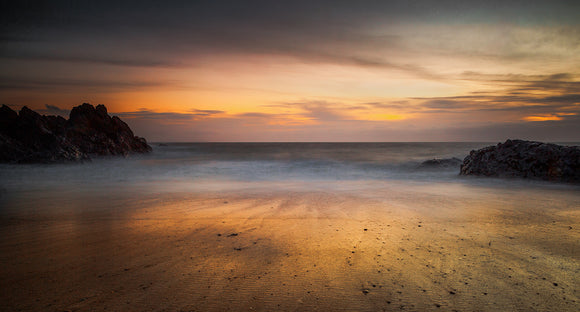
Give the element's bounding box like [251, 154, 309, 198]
[2, 179, 579, 311]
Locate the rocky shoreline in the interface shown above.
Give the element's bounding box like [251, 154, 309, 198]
[0, 103, 151, 163]
[460, 139, 580, 183]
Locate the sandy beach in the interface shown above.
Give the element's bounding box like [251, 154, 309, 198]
[1, 180, 578, 311]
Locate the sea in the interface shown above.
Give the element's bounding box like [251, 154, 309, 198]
[1, 142, 579, 214]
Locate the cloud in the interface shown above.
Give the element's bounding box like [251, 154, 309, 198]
[10, 1, 569, 80]
[117, 108, 224, 122]
[273, 100, 358, 122]
[0, 31, 442, 80]
[539, 94, 580, 104]
[460, 72, 580, 93]
[299, 101, 347, 121]
[118, 110, 195, 121]
[2, 0, 577, 97]
[234, 112, 270, 118]
[522, 115, 563, 122]
[118, 108, 311, 129]
[189, 109, 225, 116]
[287, 50, 443, 80]
[0, 76, 175, 92]
[37, 104, 69, 116]
[422, 99, 469, 109]
[0, 52, 184, 68]
[365, 101, 410, 109]
[411, 73, 580, 118]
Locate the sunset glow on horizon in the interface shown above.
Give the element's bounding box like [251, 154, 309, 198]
[1, 1, 579, 142]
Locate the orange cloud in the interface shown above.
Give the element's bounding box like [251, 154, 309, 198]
[522, 115, 563, 122]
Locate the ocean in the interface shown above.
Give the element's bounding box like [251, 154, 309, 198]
[0, 142, 500, 187]
[2, 141, 579, 187]
[2, 142, 578, 215]
[1, 142, 579, 209]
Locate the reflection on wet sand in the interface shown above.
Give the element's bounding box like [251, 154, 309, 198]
[1, 181, 579, 311]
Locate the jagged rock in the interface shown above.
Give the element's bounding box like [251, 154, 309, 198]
[418, 157, 462, 169]
[0, 103, 151, 163]
[0, 105, 85, 163]
[460, 139, 580, 183]
[0, 104, 18, 132]
[66, 103, 151, 155]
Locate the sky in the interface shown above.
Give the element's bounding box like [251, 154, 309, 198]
[1, 0, 580, 142]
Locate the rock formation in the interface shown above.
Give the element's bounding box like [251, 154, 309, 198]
[460, 139, 580, 183]
[0, 103, 151, 163]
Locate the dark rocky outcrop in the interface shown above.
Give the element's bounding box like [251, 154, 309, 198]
[418, 157, 462, 169]
[66, 103, 151, 156]
[460, 139, 580, 183]
[0, 103, 151, 163]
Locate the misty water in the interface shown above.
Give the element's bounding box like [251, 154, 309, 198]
[1, 142, 578, 214]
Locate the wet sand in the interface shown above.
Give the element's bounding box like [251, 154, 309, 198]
[1, 181, 579, 311]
